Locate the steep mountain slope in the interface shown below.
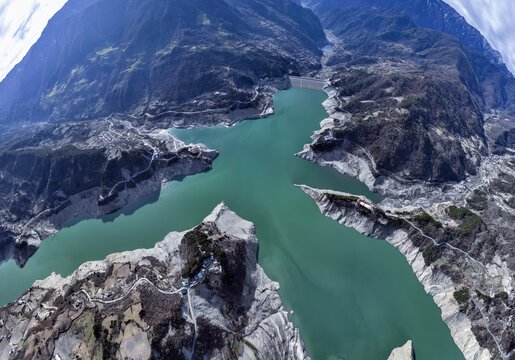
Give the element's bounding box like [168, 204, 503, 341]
[302, 6, 515, 182]
[0, 0, 328, 265]
[299, 0, 510, 73]
[322, 6, 515, 113]
[294, 8, 515, 356]
[0, 0, 325, 127]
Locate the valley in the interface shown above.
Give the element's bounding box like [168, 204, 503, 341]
[0, 88, 466, 359]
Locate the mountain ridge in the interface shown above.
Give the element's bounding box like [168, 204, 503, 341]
[0, 0, 326, 127]
[297, 0, 512, 76]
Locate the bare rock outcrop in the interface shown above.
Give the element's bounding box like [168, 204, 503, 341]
[298, 185, 494, 360]
[387, 340, 415, 360]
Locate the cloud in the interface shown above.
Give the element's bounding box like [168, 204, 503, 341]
[0, 0, 68, 82]
[13, 3, 40, 40]
[442, 0, 515, 75]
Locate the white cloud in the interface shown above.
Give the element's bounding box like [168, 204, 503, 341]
[443, 0, 515, 75]
[0, 0, 67, 82]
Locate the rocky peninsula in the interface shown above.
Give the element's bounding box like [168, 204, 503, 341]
[0, 203, 308, 359]
[299, 185, 513, 360]
[0, 119, 218, 266]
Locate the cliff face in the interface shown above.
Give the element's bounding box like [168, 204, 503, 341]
[0, 0, 325, 127]
[0, 119, 218, 266]
[0, 203, 309, 360]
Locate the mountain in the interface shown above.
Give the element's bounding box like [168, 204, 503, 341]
[0, 0, 329, 266]
[0, 1, 513, 359]
[298, 0, 511, 74]
[0, 0, 326, 127]
[304, 6, 514, 182]
[321, 6, 515, 113]
[0, 120, 218, 266]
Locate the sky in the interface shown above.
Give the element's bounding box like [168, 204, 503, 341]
[0, 0, 513, 82]
[0, 0, 67, 82]
[443, 0, 515, 75]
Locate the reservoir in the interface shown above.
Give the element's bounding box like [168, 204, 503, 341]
[0, 88, 465, 360]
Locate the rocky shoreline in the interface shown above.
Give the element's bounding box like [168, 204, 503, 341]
[0, 74, 304, 268]
[138, 77, 291, 130]
[0, 203, 309, 359]
[292, 64, 514, 358]
[296, 83, 515, 212]
[298, 185, 493, 360]
[0, 74, 308, 268]
[0, 121, 218, 266]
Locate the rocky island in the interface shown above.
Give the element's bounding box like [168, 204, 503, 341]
[0, 204, 308, 359]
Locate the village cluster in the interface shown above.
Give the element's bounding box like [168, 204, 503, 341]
[181, 254, 223, 295]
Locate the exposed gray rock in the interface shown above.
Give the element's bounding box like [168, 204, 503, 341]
[0, 203, 309, 360]
[298, 185, 493, 360]
[387, 340, 414, 360]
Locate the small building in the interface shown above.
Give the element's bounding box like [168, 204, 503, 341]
[0, 319, 4, 327]
[357, 198, 375, 211]
[188, 146, 200, 155]
[182, 280, 189, 287]
[181, 289, 187, 295]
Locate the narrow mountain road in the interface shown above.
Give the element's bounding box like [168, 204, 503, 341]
[79, 277, 187, 306]
[400, 216, 508, 359]
[187, 288, 198, 360]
